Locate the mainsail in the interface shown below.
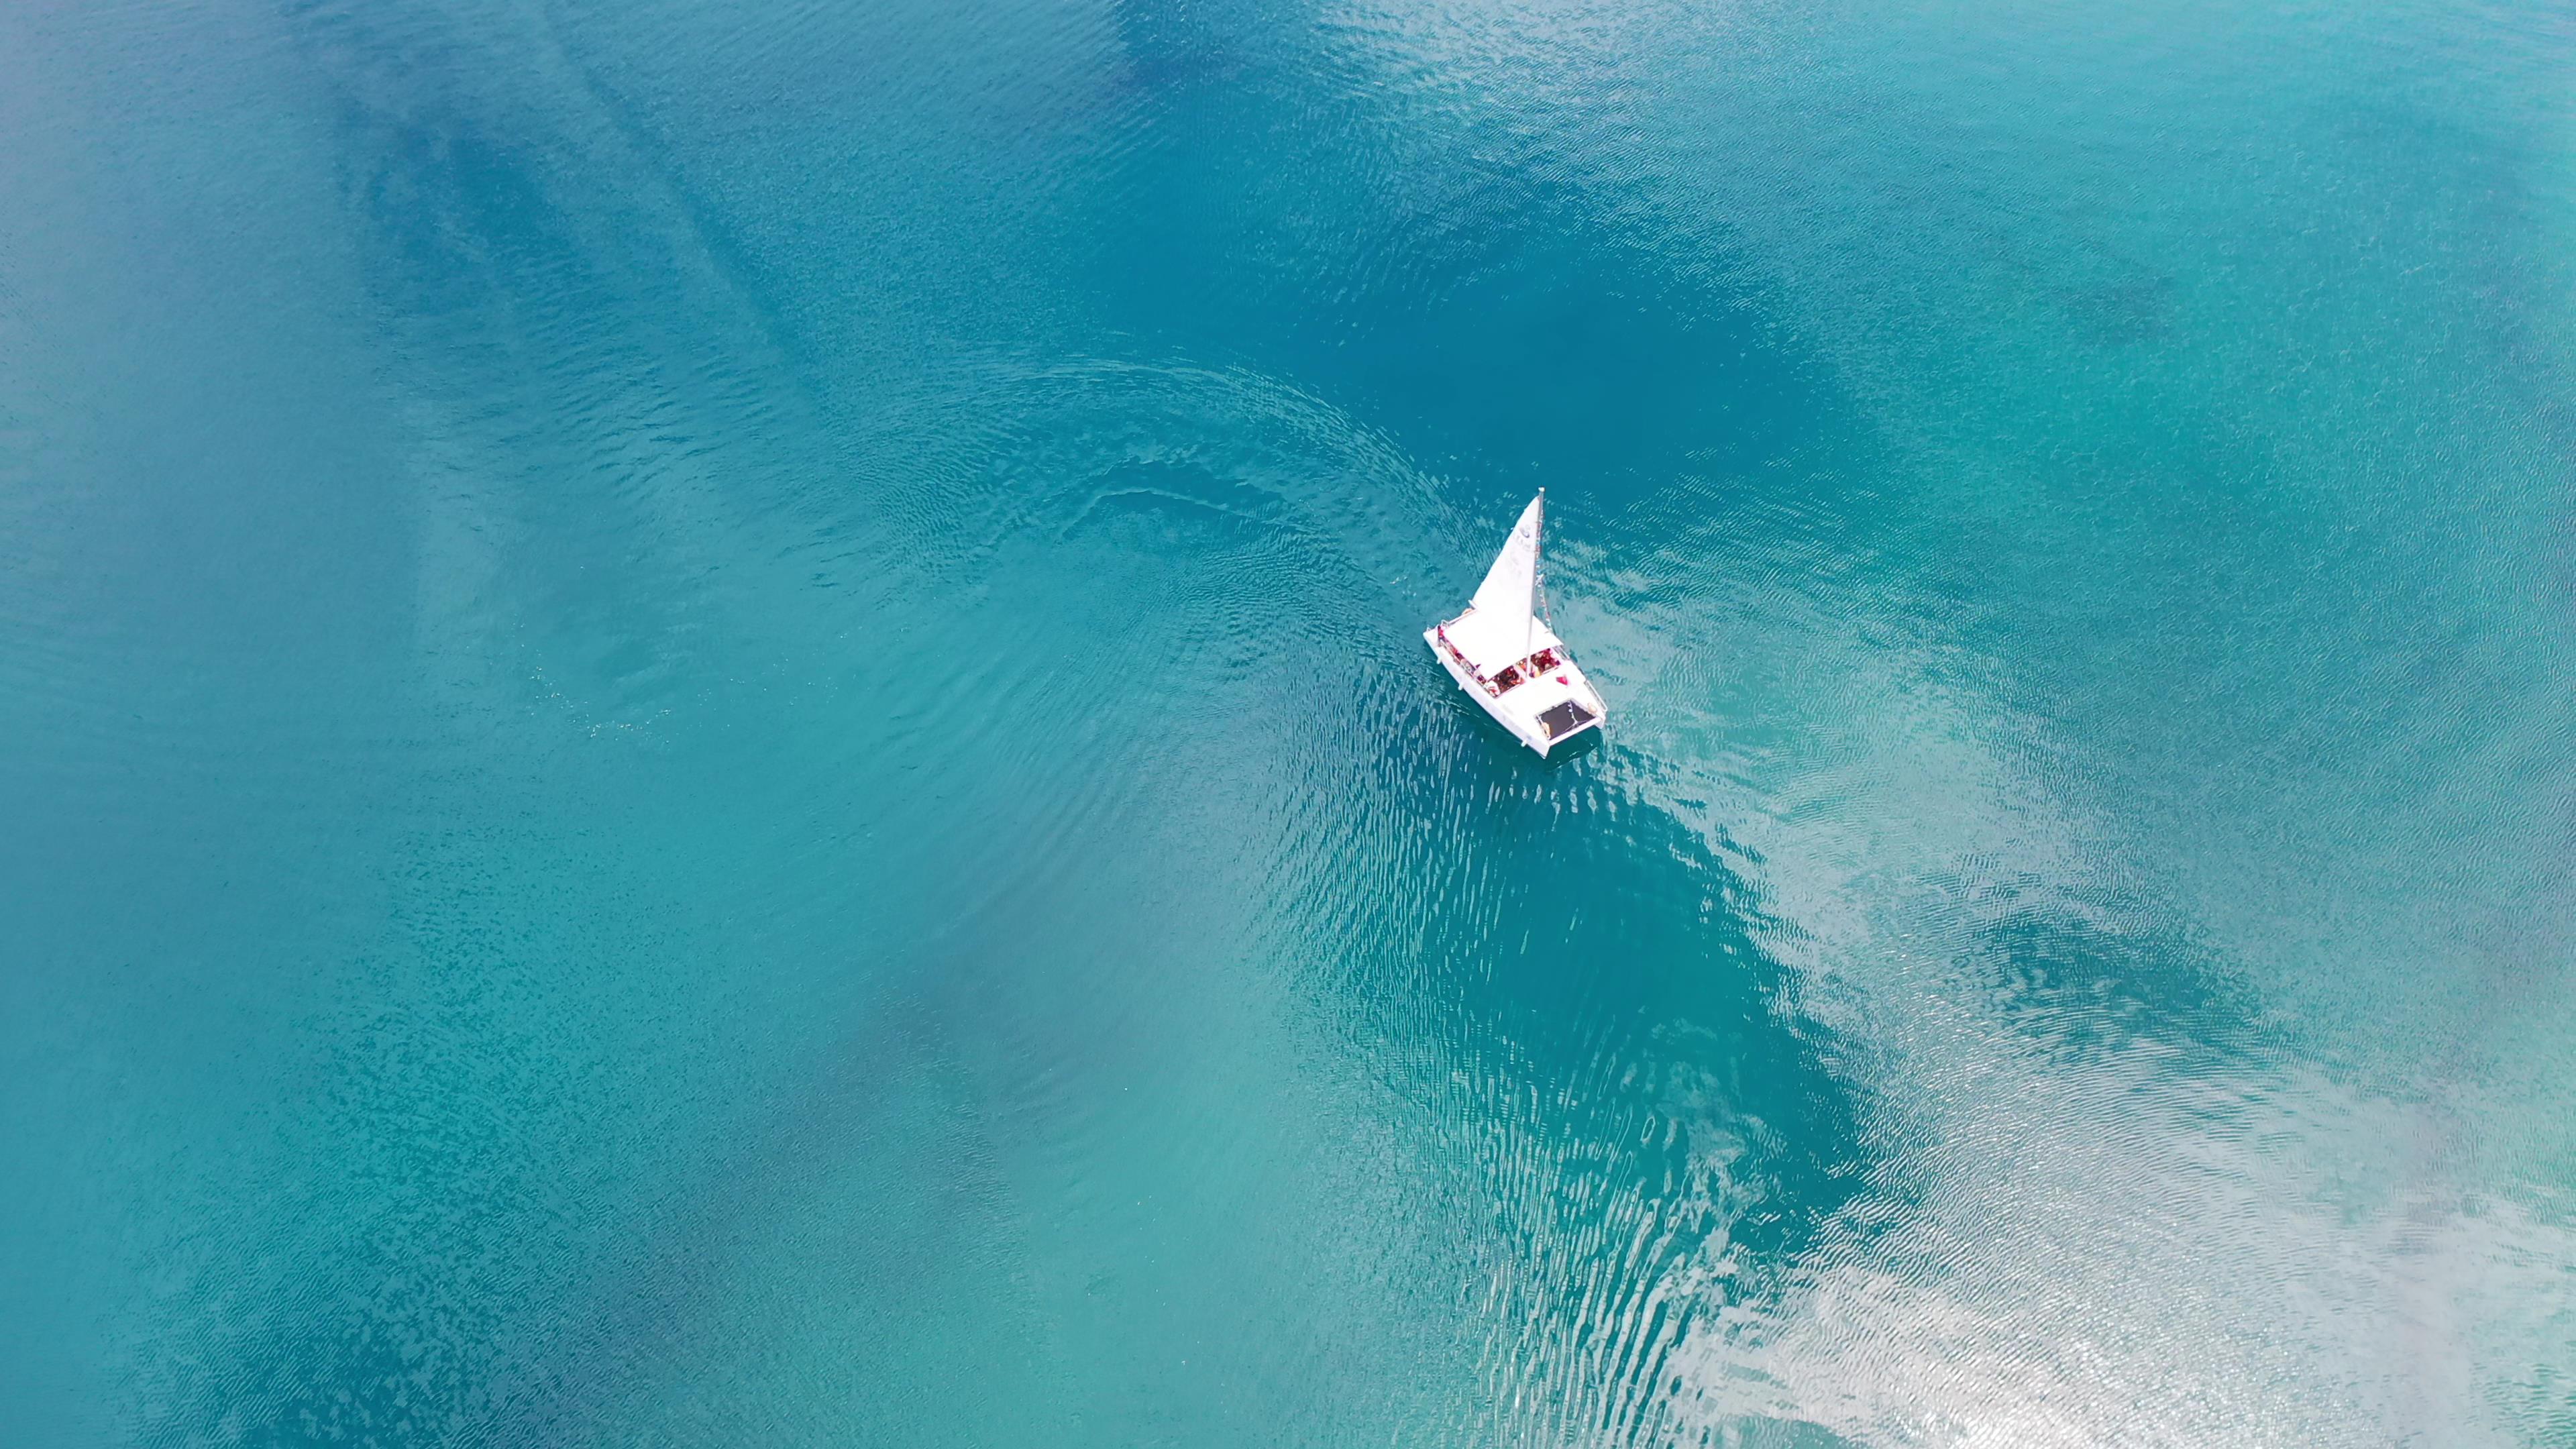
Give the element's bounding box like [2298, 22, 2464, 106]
[1465, 492, 1543, 653]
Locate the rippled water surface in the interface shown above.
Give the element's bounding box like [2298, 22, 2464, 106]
[5, 0, 2573, 1444]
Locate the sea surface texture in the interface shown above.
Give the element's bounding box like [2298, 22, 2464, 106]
[4, 0, 2572, 1444]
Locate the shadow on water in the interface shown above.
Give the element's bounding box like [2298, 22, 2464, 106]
[1970, 900, 2270, 1067]
[1371, 723, 1875, 1273]
[1540, 720, 1609, 765]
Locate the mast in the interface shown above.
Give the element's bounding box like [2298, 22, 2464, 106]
[1532, 489, 1548, 647]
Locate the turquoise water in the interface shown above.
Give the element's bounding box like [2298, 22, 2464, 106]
[4, 0, 2573, 1442]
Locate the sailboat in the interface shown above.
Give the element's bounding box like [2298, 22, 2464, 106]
[1425, 491, 1607, 755]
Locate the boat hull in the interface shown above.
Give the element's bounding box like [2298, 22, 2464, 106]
[1424, 626, 1605, 755]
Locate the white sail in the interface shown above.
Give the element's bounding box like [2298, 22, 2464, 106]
[1464, 492, 1542, 651]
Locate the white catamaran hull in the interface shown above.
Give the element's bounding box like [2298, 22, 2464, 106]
[1425, 623, 1605, 755]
